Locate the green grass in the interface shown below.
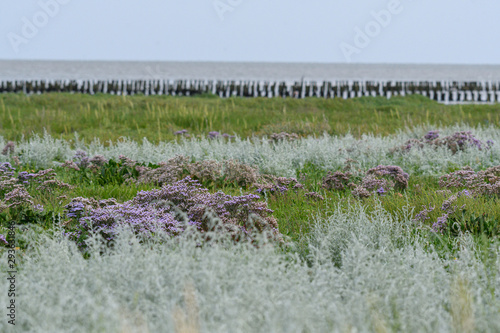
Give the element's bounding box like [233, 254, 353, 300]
[1, 93, 500, 142]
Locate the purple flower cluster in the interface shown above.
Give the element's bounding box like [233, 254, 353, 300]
[65, 197, 118, 219]
[393, 131, 490, 154]
[18, 171, 36, 184]
[321, 165, 409, 198]
[174, 129, 189, 135]
[0, 163, 19, 194]
[133, 177, 277, 231]
[132, 156, 260, 188]
[1, 141, 15, 156]
[89, 155, 108, 167]
[4, 186, 34, 209]
[133, 155, 189, 186]
[304, 192, 325, 201]
[66, 177, 280, 248]
[424, 130, 440, 141]
[0, 234, 7, 245]
[75, 202, 183, 245]
[432, 213, 449, 233]
[361, 175, 394, 193]
[208, 131, 220, 139]
[366, 165, 409, 190]
[61, 160, 80, 171]
[441, 194, 459, 214]
[322, 171, 352, 191]
[15, 168, 73, 193]
[460, 189, 471, 197]
[208, 131, 235, 139]
[415, 183, 475, 233]
[413, 204, 435, 223]
[0, 162, 15, 176]
[442, 131, 484, 152]
[65, 201, 86, 219]
[351, 184, 371, 198]
[73, 150, 90, 169]
[439, 166, 500, 196]
[255, 185, 288, 195]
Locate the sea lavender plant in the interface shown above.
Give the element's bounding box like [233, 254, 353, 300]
[304, 192, 325, 201]
[4, 186, 34, 209]
[413, 204, 435, 223]
[438, 131, 484, 152]
[441, 194, 459, 215]
[322, 171, 352, 191]
[351, 184, 371, 198]
[254, 175, 304, 195]
[0, 163, 17, 193]
[60, 160, 80, 171]
[174, 129, 189, 135]
[432, 214, 449, 233]
[439, 165, 500, 196]
[366, 165, 409, 190]
[223, 160, 259, 187]
[133, 155, 190, 186]
[1, 141, 15, 155]
[72, 202, 184, 247]
[133, 155, 262, 188]
[65, 201, 86, 219]
[33, 204, 44, 213]
[361, 174, 394, 192]
[73, 150, 90, 169]
[208, 131, 220, 139]
[0, 162, 15, 175]
[67, 177, 280, 248]
[394, 130, 489, 155]
[424, 130, 439, 141]
[133, 177, 278, 232]
[439, 167, 478, 189]
[89, 155, 108, 167]
[376, 187, 387, 196]
[17, 171, 37, 184]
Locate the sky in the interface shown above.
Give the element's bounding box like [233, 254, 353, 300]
[1, 0, 499, 64]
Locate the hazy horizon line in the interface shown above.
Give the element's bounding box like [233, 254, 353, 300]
[2, 59, 500, 67]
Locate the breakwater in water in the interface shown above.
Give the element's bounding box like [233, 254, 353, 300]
[1, 79, 500, 103]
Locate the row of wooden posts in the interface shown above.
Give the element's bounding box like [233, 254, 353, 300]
[1, 79, 500, 103]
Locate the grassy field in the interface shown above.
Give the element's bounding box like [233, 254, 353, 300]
[1, 93, 500, 142]
[0, 94, 499, 332]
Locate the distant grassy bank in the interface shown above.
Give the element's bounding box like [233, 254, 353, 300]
[0, 93, 499, 142]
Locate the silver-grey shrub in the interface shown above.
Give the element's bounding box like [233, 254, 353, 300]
[2, 124, 500, 176]
[1, 204, 499, 332]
